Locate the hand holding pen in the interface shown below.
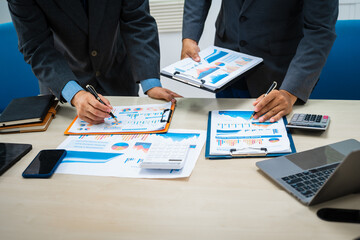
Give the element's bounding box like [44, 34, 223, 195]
[251, 81, 298, 123]
[250, 81, 277, 120]
[86, 85, 118, 123]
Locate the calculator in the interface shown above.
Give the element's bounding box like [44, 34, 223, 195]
[286, 113, 330, 130]
[140, 143, 190, 169]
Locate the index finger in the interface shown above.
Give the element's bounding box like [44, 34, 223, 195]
[98, 94, 112, 109]
[253, 91, 276, 113]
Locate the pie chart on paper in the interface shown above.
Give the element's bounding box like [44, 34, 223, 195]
[111, 142, 129, 151]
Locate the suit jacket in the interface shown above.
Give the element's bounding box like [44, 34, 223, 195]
[8, 0, 160, 100]
[183, 0, 338, 102]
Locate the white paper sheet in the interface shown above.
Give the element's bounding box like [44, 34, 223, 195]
[56, 129, 206, 178]
[66, 102, 172, 134]
[210, 110, 291, 155]
[161, 46, 263, 91]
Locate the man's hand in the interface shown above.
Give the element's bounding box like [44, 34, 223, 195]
[146, 87, 182, 103]
[71, 90, 112, 124]
[252, 90, 298, 122]
[181, 38, 201, 61]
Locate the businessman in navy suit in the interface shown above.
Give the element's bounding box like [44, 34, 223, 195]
[182, 0, 338, 122]
[8, 0, 181, 124]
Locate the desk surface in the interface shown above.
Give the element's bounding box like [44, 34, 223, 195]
[1, 97, 360, 240]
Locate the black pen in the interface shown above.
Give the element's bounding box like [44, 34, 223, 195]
[86, 84, 118, 122]
[250, 81, 277, 119]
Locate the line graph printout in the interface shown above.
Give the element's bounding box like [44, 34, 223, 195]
[209, 110, 291, 155]
[56, 129, 206, 178]
[65, 102, 173, 134]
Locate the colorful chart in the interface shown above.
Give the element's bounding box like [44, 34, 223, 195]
[61, 151, 123, 164]
[155, 133, 200, 142]
[214, 62, 225, 66]
[219, 111, 252, 119]
[204, 49, 228, 63]
[197, 66, 219, 79]
[209, 73, 229, 84]
[133, 142, 151, 153]
[111, 142, 129, 150]
[251, 122, 274, 128]
[269, 138, 280, 143]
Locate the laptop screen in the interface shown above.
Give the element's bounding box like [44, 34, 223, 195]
[285, 145, 345, 170]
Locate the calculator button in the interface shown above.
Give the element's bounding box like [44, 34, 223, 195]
[310, 115, 316, 122]
[298, 114, 305, 121]
[316, 115, 322, 122]
[292, 114, 299, 121]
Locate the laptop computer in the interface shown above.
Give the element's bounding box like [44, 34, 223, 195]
[256, 139, 360, 206]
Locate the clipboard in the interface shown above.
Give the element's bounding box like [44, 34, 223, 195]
[160, 46, 263, 93]
[64, 101, 175, 135]
[205, 111, 296, 159]
[161, 64, 263, 93]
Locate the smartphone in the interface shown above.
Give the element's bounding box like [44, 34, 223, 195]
[317, 208, 360, 224]
[22, 149, 66, 178]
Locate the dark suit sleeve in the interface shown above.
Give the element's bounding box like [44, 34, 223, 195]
[280, 0, 338, 102]
[119, 0, 161, 83]
[182, 0, 212, 42]
[8, 0, 77, 100]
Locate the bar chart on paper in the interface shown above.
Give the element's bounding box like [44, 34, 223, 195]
[56, 129, 206, 178]
[64, 102, 174, 135]
[208, 110, 292, 156]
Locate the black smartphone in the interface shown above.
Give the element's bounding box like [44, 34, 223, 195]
[22, 149, 66, 178]
[317, 208, 360, 224]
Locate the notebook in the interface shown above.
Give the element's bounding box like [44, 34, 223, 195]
[0, 100, 59, 133]
[256, 139, 360, 206]
[161, 46, 263, 93]
[0, 142, 32, 175]
[0, 95, 55, 127]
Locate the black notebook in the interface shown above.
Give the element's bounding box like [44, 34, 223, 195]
[0, 142, 32, 175]
[0, 95, 55, 127]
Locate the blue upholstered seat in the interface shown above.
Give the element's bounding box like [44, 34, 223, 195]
[0, 22, 39, 112]
[310, 20, 360, 100]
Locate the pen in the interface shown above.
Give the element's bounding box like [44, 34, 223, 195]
[250, 81, 277, 119]
[85, 84, 118, 123]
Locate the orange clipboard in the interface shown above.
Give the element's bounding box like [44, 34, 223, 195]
[64, 102, 175, 135]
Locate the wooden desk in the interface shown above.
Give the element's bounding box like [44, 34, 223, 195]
[1, 97, 360, 240]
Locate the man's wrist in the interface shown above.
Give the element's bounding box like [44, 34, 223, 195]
[140, 78, 162, 94]
[61, 80, 84, 104]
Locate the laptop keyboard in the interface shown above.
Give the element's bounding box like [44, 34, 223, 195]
[281, 163, 340, 198]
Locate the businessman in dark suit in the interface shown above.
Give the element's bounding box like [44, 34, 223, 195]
[182, 0, 338, 122]
[8, 0, 181, 124]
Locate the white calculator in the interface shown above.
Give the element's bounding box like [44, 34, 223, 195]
[140, 143, 190, 169]
[286, 113, 330, 131]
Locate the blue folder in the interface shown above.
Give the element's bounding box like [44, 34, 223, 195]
[205, 111, 296, 159]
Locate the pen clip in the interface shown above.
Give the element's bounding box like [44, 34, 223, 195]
[160, 109, 172, 123]
[264, 81, 277, 96]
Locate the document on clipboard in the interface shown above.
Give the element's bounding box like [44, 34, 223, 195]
[64, 101, 175, 135]
[161, 46, 263, 92]
[205, 110, 296, 159]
